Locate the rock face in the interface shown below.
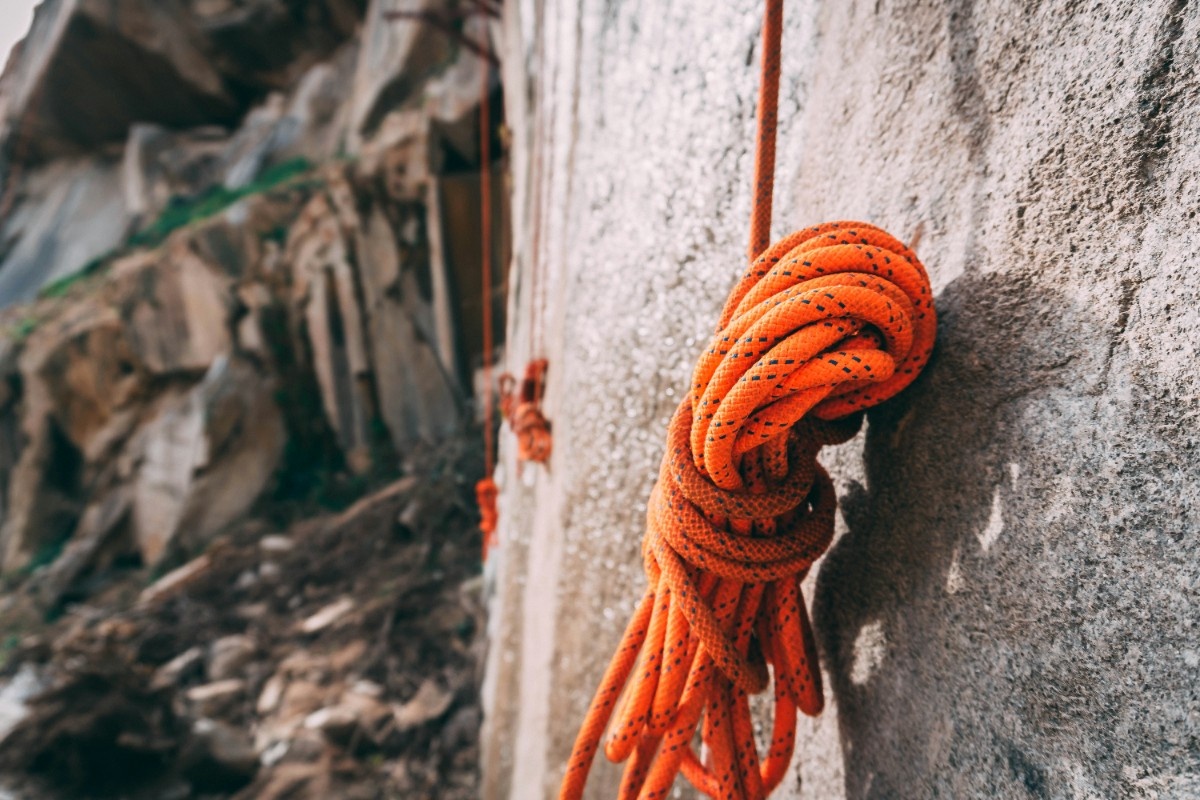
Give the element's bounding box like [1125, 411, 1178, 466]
[0, 0, 236, 161]
[483, 1, 1200, 799]
[0, 240, 271, 571]
[0, 0, 370, 306]
[0, 151, 475, 574]
[282, 170, 460, 465]
[0, 158, 134, 305]
[0, 0, 366, 162]
[131, 355, 286, 565]
[0, 0, 509, 584]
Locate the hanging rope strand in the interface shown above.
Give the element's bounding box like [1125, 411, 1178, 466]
[494, 9, 554, 466]
[748, 0, 783, 263]
[559, 0, 936, 796]
[475, 17, 500, 556]
[481, 35, 494, 478]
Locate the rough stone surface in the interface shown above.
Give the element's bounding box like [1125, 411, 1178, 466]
[190, 0, 364, 95]
[483, 1, 1200, 798]
[0, 0, 236, 161]
[131, 355, 286, 566]
[344, 0, 452, 151]
[0, 100, 493, 573]
[0, 0, 366, 162]
[122, 123, 231, 225]
[0, 228, 290, 572]
[284, 171, 462, 460]
[181, 717, 260, 790]
[0, 158, 135, 306]
[207, 634, 258, 682]
[0, 0, 368, 305]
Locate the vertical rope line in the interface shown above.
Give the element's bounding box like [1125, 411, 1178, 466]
[748, 0, 784, 263]
[529, 108, 546, 362]
[481, 30, 496, 479]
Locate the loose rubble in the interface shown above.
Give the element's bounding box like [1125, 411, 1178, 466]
[0, 439, 486, 799]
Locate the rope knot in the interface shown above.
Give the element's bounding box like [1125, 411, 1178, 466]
[501, 359, 553, 463]
[559, 10, 947, 794]
[689, 221, 935, 491]
[476, 476, 499, 558]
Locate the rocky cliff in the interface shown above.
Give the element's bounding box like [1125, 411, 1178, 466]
[0, 2, 505, 797]
[0, 0, 508, 576]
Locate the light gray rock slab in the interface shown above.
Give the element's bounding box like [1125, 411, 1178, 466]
[0, 158, 132, 307]
[483, 1, 1200, 798]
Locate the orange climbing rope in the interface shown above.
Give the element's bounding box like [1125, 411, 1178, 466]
[559, 1, 936, 798]
[501, 14, 555, 468]
[475, 16, 500, 559]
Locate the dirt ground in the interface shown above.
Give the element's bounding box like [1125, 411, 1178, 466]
[0, 435, 487, 800]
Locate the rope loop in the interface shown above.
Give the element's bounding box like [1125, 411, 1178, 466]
[692, 221, 934, 490]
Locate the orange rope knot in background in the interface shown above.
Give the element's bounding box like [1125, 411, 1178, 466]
[500, 359, 553, 463]
[561, 221, 936, 799]
[476, 476, 499, 543]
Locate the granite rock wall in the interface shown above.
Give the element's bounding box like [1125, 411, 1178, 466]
[483, 1, 1200, 797]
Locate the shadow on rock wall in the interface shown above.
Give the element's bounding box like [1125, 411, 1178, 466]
[814, 267, 1089, 799]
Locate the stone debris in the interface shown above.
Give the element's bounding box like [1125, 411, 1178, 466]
[259, 535, 294, 555]
[255, 674, 287, 716]
[139, 556, 215, 606]
[392, 679, 456, 733]
[207, 635, 257, 682]
[180, 718, 260, 791]
[298, 598, 356, 635]
[0, 668, 43, 745]
[0, 446, 485, 799]
[153, 647, 206, 691]
[185, 680, 247, 718]
[0, 660, 184, 796]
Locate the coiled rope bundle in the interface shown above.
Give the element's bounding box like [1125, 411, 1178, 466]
[559, 1, 936, 797]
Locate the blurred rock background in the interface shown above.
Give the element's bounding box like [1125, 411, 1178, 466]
[0, 1, 506, 797]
